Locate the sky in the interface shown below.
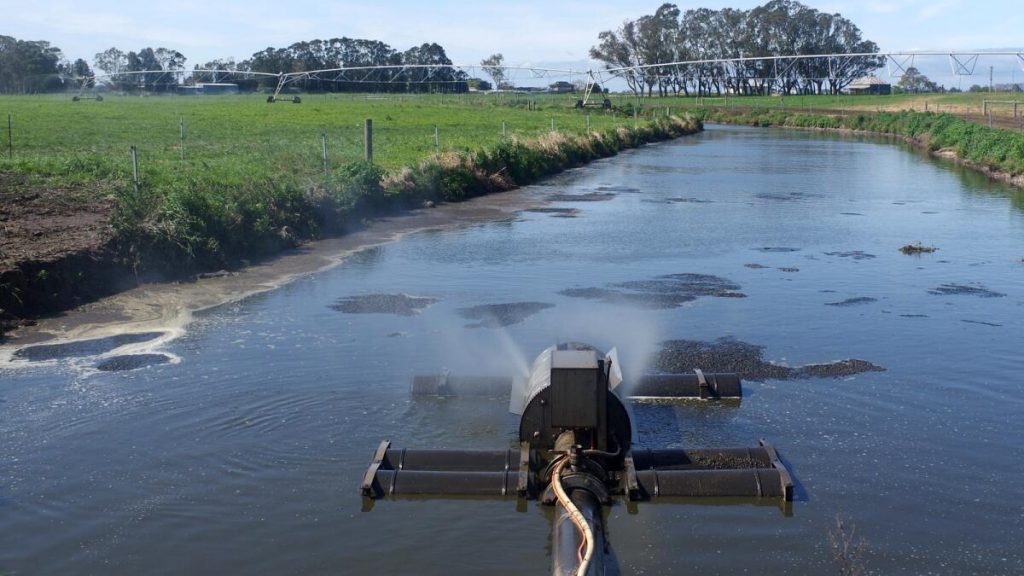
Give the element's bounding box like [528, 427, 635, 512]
[3, 0, 1022, 83]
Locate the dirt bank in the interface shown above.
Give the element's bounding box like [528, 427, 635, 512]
[0, 177, 550, 350]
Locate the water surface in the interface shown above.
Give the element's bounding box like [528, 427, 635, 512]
[2, 125, 1023, 574]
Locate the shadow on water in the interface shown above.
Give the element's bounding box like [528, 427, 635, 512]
[13, 332, 165, 362]
[95, 354, 172, 372]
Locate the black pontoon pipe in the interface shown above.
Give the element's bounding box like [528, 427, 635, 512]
[553, 488, 605, 576]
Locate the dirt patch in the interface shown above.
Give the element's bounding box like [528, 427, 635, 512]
[650, 337, 885, 381]
[0, 177, 115, 269]
[928, 284, 1005, 298]
[458, 302, 554, 328]
[561, 273, 745, 310]
[329, 294, 438, 316]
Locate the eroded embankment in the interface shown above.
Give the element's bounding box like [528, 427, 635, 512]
[0, 115, 702, 339]
[704, 108, 1024, 189]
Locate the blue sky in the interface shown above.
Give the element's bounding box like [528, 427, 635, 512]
[3, 0, 1021, 81]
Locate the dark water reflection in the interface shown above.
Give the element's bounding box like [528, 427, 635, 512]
[2, 125, 1023, 575]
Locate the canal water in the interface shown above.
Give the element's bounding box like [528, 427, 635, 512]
[2, 125, 1023, 574]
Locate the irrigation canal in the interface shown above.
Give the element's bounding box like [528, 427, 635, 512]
[2, 124, 1023, 574]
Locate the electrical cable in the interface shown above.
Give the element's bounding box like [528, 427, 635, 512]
[551, 456, 595, 576]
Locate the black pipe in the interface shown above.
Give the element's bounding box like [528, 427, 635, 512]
[552, 487, 605, 576]
[381, 449, 517, 472]
[636, 468, 787, 498]
[632, 447, 773, 470]
[375, 470, 514, 497]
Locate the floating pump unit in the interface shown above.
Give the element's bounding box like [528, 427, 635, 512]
[361, 343, 793, 575]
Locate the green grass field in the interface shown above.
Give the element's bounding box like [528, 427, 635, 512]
[0, 92, 649, 193]
[3, 91, 1017, 195]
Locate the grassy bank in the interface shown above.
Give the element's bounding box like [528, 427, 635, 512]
[0, 92, 700, 332]
[704, 107, 1024, 178]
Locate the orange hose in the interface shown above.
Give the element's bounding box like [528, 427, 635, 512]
[552, 457, 595, 575]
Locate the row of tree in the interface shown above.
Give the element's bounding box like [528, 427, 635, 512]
[92, 47, 187, 91]
[0, 35, 91, 94]
[89, 38, 471, 93]
[589, 1, 883, 96]
[240, 39, 469, 92]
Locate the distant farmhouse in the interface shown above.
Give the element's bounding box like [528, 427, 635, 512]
[848, 76, 891, 95]
[548, 81, 575, 93]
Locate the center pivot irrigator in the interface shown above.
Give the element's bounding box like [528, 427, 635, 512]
[361, 343, 794, 575]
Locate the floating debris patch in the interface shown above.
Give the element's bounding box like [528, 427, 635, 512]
[900, 243, 938, 255]
[961, 319, 1003, 327]
[744, 263, 770, 269]
[900, 314, 929, 318]
[13, 332, 166, 362]
[560, 288, 696, 309]
[329, 294, 438, 316]
[547, 192, 616, 202]
[826, 297, 878, 307]
[755, 191, 819, 202]
[642, 197, 713, 205]
[825, 251, 877, 260]
[561, 273, 745, 310]
[650, 338, 885, 381]
[840, 212, 864, 216]
[595, 185, 641, 193]
[795, 359, 887, 378]
[458, 302, 554, 328]
[755, 247, 800, 253]
[524, 207, 580, 218]
[778, 267, 800, 273]
[928, 284, 1005, 298]
[96, 354, 172, 372]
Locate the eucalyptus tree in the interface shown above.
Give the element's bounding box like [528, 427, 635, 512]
[481, 53, 507, 90]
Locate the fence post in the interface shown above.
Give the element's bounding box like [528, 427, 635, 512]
[586, 114, 590, 131]
[434, 125, 440, 155]
[364, 118, 373, 163]
[551, 117, 555, 132]
[130, 145, 140, 194]
[180, 117, 185, 161]
[6, 114, 11, 159]
[321, 133, 329, 176]
[502, 120, 507, 138]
